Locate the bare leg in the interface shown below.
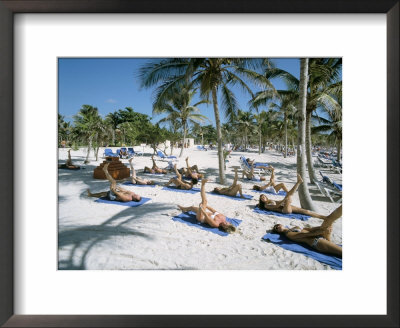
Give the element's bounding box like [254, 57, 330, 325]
[103, 163, 117, 190]
[274, 183, 289, 193]
[178, 205, 198, 213]
[129, 158, 136, 178]
[200, 178, 208, 207]
[320, 205, 342, 230]
[87, 189, 108, 198]
[164, 178, 176, 186]
[286, 174, 303, 197]
[151, 156, 158, 169]
[232, 168, 239, 187]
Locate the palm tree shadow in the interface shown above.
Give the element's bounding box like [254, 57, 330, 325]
[58, 202, 176, 270]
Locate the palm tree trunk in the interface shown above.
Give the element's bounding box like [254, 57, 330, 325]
[179, 122, 187, 157]
[112, 130, 115, 146]
[212, 87, 226, 184]
[336, 139, 342, 161]
[258, 127, 262, 155]
[297, 58, 316, 211]
[305, 110, 318, 183]
[284, 112, 288, 158]
[84, 135, 92, 164]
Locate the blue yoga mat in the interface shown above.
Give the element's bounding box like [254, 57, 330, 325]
[252, 189, 287, 196]
[208, 191, 253, 201]
[122, 181, 157, 187]
[262, 232, 342, 270]
[253, 207, 310, 221]
[172, 211, 242, 236]
[95, 196, 151, 207]
[162, 186, 201, 194]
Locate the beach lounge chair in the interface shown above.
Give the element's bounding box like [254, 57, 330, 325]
[239, 156, 267, 175]
[197, 145, 206, 151]
[157, 150, 178, 161]
[315, 171, 342, 203]
[103, 148, 118, 157]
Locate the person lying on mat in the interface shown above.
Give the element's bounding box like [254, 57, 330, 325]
[178, 179, 236, 233]
[242, 163, 267, 181]
[58, 149, 80, 170]
[258, 174, 326, 219]
[164, 164, 194, 190]
[180, 157, 204, 183]
[253, 166, 288, 193]
[272, 205, 342, 257]
[87, 163, 141, 202]
[143, 156, 167, 174]
[128, 158, 154, 185]
[213, 168, 245, 198]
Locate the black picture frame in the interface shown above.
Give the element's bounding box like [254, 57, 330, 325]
[0, 0, 398, 327]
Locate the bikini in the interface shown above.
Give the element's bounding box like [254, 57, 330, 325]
[210, 212, 219, 220]
[312, 237, 324, 249]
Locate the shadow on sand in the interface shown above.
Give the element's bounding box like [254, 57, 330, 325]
[58, 202, 176, 270]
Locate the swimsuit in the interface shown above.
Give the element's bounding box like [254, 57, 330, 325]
[210, 212, 219, 220]
[312, 236, 324, 249]
[107, 190, 117, 201]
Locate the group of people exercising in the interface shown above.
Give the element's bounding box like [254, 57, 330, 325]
[62, 149, 343, 258]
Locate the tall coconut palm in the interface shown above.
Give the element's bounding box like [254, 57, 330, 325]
[266, 58, 341, 183]
[153, 85, 209, 157]
[139, 58, 266, 184]
[73, 105, 102, 163]
[297, 59, 316, 211]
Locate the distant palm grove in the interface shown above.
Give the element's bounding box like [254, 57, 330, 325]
[59, 58, 342, 210]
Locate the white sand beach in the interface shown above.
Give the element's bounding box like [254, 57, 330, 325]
[58, 146, 342, 270]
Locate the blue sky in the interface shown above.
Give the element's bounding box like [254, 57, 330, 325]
[58, 58, 302, 125]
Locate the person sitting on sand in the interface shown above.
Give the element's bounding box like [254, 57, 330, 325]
[143, 156, 167, 174]
[164, 164, 194, 190]
[87, 163, 141, 202]
[253, 166, 288, 193]
[58, 149, 80, 170]
[178, 179, 236, 233]
[128, 158, 154, 185]
[213, 167, 245, 198]
[258, 174, 327, 219]
[272, 205, 342, 257]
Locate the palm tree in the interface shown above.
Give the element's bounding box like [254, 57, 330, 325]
[266, 58, 341, 183]
[313, 82, 342, 161]
[139, 58, 264, 184]
[73, 105, 102, 163]
[297, 59, 316, 211]
[234, 110, 256, 150]
[105, 111, 120, 146]
[153, 85, 208, 157]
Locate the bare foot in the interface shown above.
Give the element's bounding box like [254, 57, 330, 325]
[177, 205, 185, 212]
[129, 158, 133, 164]
[201, 178, 209, 184]
[297, 173, 303, 183]
[87, 189, 92, 196]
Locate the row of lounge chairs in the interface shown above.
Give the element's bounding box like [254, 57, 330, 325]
[103, 147, 141, 158]
[239, 156, 270, 176]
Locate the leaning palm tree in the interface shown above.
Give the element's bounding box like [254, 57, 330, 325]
[73, 105, 102, 163]
[153, 85, 209, 157]
[139, 58, 267, 184]
[297, 59, 316, 211]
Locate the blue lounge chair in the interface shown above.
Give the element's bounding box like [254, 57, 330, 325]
[157, 150, 177, 161]
[103, 148, 118, 157]
[316, 171, 342, 203]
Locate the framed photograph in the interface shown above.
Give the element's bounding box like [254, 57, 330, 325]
[0, 0, 398, 327]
